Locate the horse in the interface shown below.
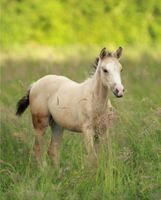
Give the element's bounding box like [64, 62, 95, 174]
[16, 47, 124, 167]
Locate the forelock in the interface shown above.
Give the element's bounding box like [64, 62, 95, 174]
[93, 51, 113, 69]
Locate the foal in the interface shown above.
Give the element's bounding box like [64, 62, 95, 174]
[16, 47, 124, 166]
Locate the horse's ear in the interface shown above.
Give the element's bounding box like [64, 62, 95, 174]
[114, 47, 123, 59]
[99, 47, 106, 59]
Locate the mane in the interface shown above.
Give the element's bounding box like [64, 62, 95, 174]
[93, 57, 99, 70]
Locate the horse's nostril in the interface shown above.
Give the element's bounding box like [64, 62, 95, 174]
[116, 88, 119, 94]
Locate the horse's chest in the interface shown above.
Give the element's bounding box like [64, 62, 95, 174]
[92, 107, 114, 135]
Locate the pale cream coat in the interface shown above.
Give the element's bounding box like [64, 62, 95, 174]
[28, 47, 124, 166]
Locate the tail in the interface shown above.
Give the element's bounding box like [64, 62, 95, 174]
[16, 88, 31, 116]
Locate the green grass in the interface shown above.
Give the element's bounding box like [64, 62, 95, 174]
[1, 46, 161, 200]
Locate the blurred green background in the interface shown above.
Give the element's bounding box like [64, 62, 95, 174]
[1, 0, 161, 47]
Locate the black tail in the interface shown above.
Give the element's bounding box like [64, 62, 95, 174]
[16, 89, 30, 116]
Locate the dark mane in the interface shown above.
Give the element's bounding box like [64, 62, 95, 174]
[93, 57, 99, 69]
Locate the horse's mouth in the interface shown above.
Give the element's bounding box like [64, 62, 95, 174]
[113, 92, 123, 98]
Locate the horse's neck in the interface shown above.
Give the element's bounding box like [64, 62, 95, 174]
[91, 69, 108, 113]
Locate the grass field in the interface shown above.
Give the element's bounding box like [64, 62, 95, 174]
[1, 46, 161, 200]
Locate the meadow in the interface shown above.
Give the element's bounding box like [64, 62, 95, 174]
[0, 46, 161, 200]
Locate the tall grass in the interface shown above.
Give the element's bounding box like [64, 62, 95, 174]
[1, 47, 161, 200]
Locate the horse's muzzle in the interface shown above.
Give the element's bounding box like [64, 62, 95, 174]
[113, 86, 124, 98]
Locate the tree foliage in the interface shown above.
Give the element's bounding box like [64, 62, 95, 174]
[1, 0, 161, 46]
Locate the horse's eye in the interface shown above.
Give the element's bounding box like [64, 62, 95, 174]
[103, 69, 109, 73]
[121, 68, 123, 72]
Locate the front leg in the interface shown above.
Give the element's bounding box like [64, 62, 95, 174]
[83, 126, 97, 161]
[93, 134, 101, 154]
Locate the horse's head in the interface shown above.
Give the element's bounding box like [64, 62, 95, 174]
[98, 47, 124, 98]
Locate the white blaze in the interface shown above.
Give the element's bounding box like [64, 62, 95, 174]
[105, 62, 122, 85]
[105, 62, 124, 96]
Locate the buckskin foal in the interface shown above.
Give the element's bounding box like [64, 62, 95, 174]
[16, 47, 124, 167]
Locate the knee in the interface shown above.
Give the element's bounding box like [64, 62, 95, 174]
[32, 114, 49, 130]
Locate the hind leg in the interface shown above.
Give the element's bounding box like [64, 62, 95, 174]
[32, 114, 49, 163]
[48, 120, 63, 167]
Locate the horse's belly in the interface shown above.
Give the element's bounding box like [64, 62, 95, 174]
[52, 111, 82, 132]
[49, 102, 83, 132]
